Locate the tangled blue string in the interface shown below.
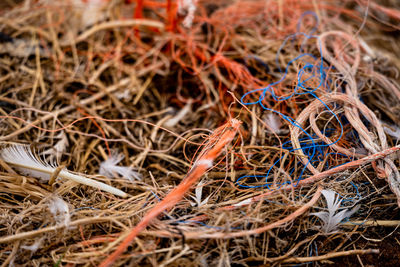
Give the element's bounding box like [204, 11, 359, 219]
[236, 11, 350, 190]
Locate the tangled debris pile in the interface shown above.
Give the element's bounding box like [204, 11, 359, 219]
[0, 0, 399, 266]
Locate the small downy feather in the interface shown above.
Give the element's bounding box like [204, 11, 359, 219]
[310, 189, 359, 233]
[48, 196, 70, 226]
[21, 237, 44, 254]
[178, 0, 198, 28]
[42, 131, 69, 162]
[72, 0, 107, 29]
[0, 144, 127, 197]
[100, 153, 141, 182]
[164, 100, 192, 128]
[383, 123, 400, 140]
[189, 180, 211, 207]
[264, 113, 284, 134]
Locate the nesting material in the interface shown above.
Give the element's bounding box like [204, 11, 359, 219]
[0, 0, 399, 266]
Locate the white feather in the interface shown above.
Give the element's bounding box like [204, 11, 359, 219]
[189, 180, 211, 207]
[21, 238, 44, 254]
[42, 131, 69, 162]
[178, 0, 198, 28]
[164, 101, 192, 128]
[72, 0, 107, 29]
[383, 124, 400, 140]
[264, 113, 283, 134]
[0, 35, 49, 58]
[233, 198, 252, 207]
[114, 89, 132, 101]
[48, 196, 70, 226]
[310, 189, 359, 233]
[0, 144, 127, 197]
[100, 153, 141, 182]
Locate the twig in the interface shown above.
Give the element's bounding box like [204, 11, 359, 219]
[0, 217, 122, 244]
[60, 19, 165, 46]
[48, 165, 65, 186]
[1, 241, 20, 267]
[280, 249, 379, 263]
[342, 220, 400, 227]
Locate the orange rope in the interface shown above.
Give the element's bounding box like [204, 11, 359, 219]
[99, 118, 241, 267]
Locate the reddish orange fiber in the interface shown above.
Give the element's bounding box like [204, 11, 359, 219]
[99, 119, 241, 267]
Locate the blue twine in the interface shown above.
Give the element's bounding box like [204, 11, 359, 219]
[236, 11, 351, 190]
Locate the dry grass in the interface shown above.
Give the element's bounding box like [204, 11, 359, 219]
[0, 0, 399, 266]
